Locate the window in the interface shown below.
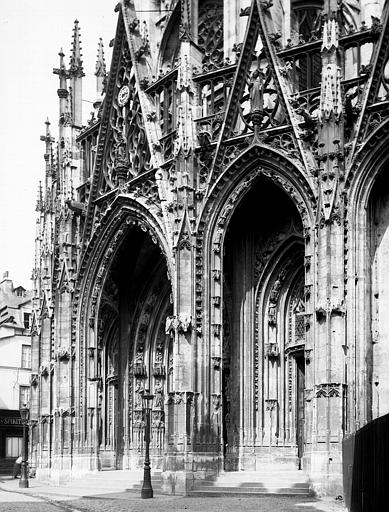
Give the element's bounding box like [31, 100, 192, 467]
[21, 345, 31, 369]
[19, 386, 30, 409]
[5, 437, 23, 458]
[23, 313, 31, 329]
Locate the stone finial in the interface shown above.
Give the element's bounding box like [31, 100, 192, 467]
[95, 38, 106, 78]
[94, 38, 107, 112]
[69, 19, 84, 77]
[53, 48, 68, 94]
[53, 48, 67, 77]
[321, 19, 339, 52]
[59, 47, 65, 69]
[36, 181, 44, 212]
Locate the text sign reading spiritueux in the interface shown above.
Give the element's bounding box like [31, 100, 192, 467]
[0, 417, 23, 426]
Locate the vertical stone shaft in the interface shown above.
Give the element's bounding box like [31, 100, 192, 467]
[313, 0, 347, 491]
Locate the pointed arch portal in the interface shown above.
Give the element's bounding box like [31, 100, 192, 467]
[94, 225, 173, 470]
[222, 176, 306, 470]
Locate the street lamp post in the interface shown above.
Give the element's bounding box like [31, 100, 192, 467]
[141, 389, 154, 499]
[19, 403, 30, 489]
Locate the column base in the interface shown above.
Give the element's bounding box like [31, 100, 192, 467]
[161, 451, 222, 495]
[305, 448, 344, 497]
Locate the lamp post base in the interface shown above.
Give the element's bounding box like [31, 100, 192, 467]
[141, 462, 153, 499]
[19, 462, 29, 488]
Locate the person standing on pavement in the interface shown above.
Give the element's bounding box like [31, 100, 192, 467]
[13, 455, 22, 478]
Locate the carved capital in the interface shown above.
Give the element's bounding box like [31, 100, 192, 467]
[315, 383, 346, 398]
[165, 313, 192, 334]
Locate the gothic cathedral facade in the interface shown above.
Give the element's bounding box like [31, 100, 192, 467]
[31, 0, 389, 496]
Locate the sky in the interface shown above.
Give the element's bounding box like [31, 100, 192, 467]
[0, 1, 117, 289]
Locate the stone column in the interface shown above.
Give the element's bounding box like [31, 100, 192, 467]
[161, 29, 203, 494]
[311, 3, 347, 495]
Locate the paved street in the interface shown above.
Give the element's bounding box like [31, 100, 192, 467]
[0, 476, 345, 512]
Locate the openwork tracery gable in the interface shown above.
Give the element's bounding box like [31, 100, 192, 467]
[198, 0, 224, 69]
[346, 3, 388, 170]
[203, 0, 311, 192]
[83, 12, 153, 245]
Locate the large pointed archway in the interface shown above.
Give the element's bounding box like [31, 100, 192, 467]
[95, 227, 173, 470]
[222, 176, 306, 470]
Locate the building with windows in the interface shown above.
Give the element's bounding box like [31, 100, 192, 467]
[32, 0, 389, 497]
[0, 272, 32, 473]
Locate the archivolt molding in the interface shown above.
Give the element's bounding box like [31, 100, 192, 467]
[72, 195, 173, 416]
[254, 242, 304, 413]
[195, 143, 316, 338]
[130, 277, 171, 436]
[345, 118, 389, 214]
[198, 144, 316, 235]
[80, 195, 171, 283]
[156, 1, 181, 70]
[131, 270, 171, 374]
[254, 236, 305, 306]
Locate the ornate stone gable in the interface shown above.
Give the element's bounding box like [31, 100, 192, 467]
[347, 4, 389, 170]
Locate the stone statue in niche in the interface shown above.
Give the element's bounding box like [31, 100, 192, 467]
[134, 380, 144, 409]
[154, 380, 164, 409]
[249, 68, 265, 115]
[268, 277, 282, 326]
[114, 133, 127, 165]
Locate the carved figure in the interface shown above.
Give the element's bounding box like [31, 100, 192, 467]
[248, 69, 265, 114]
[113, 133, 128, 167]
[134, 380, 144, 409]
[154, 381, 164, 408]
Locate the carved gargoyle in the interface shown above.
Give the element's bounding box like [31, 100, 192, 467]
[296, 107, 316, 141]
[269, 32, 282, 49]
[261, 0, 274, 11]
[198, 130, 212, 151]
[296, 107, 315, 131]
[239, 7, 250, 16]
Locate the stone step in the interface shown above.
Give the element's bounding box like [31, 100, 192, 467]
[198, 480, 309, 487]
[208, 472, 308, 481]
[191, 470, 310, 497]
[188, 487, 310, 497]
[82, 470, 161, 479]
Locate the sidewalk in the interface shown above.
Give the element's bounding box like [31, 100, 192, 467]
[0, 475, 346, 512]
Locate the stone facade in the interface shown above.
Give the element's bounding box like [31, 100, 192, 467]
[31, 0, 389, 497]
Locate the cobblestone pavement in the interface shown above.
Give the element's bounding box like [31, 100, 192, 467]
[61, 494, 345, 512]
[0, 476, 346, 512]
[0, 491, 346, 512]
